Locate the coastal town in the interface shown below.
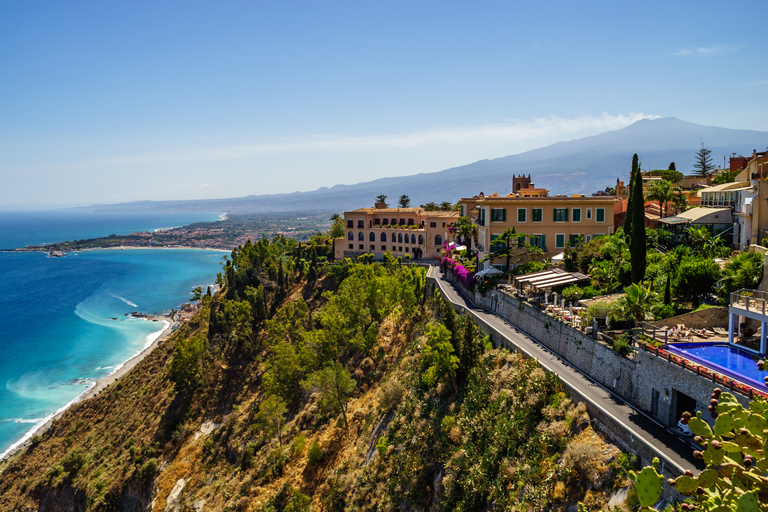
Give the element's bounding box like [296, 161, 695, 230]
[5, 148, 768, 510]
[3, 212, 333, 253]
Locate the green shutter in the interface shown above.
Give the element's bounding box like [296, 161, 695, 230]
[564, 208, 569, 222]
[540, 234, 546, 250]
[572, 208, 580, 222]
[596, 208, 605, 222]
[502, 208, 507, 222]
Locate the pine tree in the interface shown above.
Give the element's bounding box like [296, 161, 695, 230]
[630, 154, 646, 283]
[693, 144, 714, 177]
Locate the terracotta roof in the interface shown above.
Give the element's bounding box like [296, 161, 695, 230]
[346, 207, 459, 217]
[461, 195, 618, 203]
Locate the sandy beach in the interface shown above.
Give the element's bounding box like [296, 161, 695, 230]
[0, 318, 176, 465]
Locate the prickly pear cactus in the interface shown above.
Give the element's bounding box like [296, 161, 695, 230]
[629, 457, 664, 509]
[637, 388, 768, 511]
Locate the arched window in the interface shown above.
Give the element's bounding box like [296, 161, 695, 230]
[381, 232, 387, 242]
[348, 231, 354, 240]
[358, 232, 365, 241]
[404, 234, 408, 244]
[435, 235, 442, 246]
[411, 234, 416, 244]
[398, 233, 403, 243]
[369, 232, 376, 242]
[418, 235, 424, 245]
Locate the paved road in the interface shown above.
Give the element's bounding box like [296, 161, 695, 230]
[428, 266, 703, 474]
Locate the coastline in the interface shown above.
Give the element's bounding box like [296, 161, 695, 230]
[70, 245, 232, 253]
[0, 317, 175, 465]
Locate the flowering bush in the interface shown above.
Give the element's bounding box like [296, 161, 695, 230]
[441, 255, 475, 289]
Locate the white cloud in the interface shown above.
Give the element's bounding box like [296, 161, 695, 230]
[44, 112, 659, 170]
[672, 46, 735, 57]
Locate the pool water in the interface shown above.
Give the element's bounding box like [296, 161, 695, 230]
[668, 343, 767, 390]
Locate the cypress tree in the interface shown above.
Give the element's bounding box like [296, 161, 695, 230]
[623, 154, 638, 237]
[664, 273, 671, 305]
[630, 154, 647, 283]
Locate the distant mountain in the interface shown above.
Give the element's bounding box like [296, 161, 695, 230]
[83, 117, 768, 214]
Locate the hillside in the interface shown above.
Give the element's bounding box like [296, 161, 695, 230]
[80, 117, 768, 214]
[0, 240, 634, 511]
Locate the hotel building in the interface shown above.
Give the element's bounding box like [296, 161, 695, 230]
[334, 204, 459, 261]
[459, 193, 618, 271]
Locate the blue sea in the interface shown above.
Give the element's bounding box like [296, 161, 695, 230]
[0, 211, 226, 458]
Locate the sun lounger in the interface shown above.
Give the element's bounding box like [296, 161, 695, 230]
[713, 327, 728, 335]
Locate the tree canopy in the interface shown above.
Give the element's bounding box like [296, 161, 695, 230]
[693, 144, 715, 177]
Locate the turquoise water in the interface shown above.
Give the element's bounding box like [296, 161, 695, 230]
[0, 212, 226, 458]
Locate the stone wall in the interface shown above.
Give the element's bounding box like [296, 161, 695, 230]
[473, 288, 638, 399]
[647, 307, 729, 330]
[633, 350, 749, 428]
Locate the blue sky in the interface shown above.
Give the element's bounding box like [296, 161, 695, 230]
[2, 1, 766, 207]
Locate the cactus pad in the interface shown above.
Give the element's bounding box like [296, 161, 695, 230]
[675, 475, 698, 494]
[633, 466, 664, 508]
[736, 491, 759, 512]
[714, 412, 734, 436]
[744, 413, 768, 437]
[697, 468, 718, 489]
[689, 416, 713, 437]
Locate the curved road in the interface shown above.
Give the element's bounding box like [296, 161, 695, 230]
[428, 266, 702, 475]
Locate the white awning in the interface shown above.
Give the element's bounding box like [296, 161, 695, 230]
[551, 252, 566, 263]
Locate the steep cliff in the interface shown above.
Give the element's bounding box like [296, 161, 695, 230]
[0, 239, 633, 511]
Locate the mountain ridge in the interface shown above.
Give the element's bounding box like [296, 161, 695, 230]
[80, 117, 768, 214]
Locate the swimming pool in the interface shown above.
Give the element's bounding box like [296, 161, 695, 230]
[667, 343, 767, 391]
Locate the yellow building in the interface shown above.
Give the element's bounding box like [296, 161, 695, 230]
[459, 193, 618, 270]
[334, 205, 459, 261]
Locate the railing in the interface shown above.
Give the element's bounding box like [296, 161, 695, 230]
[370, 224, 424, 230]
[731, 289, 768, 316]
[639, 341, 768, 400]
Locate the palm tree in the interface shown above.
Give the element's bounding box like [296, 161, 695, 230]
[645, 180, 679, 218]
[330, 213, 341, 222]
[619, 283, 658, 326]
[452, 216, 478, 252]
[439, 201, 452, 211]
[672, 189, 689, 215]
[424, 202, 438, 211]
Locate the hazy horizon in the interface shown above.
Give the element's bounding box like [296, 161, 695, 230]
[3, 1, 767, 206]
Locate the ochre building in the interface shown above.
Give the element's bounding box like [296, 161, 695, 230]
[334, 205, 459, 261]
[459, 193, 618, 271]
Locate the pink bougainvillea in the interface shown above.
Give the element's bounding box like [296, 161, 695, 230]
[441, 255, 475, 289]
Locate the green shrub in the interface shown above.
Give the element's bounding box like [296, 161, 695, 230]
[561, 284, 583, 301]
[30, 434, 42, 446]
[46, 464, 64, 478]
[376, 436, 389, 457]
[652, 303, 675, 320]
[306, 441, 323, 466]
[613, 334, 633, 356]
[378, 378, 405, 411]
[61, 448, 87, 473]
[291, 435, 306, 457]
[241, 442, 258, 470]
[142, 458, 159, 479]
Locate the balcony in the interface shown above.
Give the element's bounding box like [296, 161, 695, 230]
[731, 289, 768, 316]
